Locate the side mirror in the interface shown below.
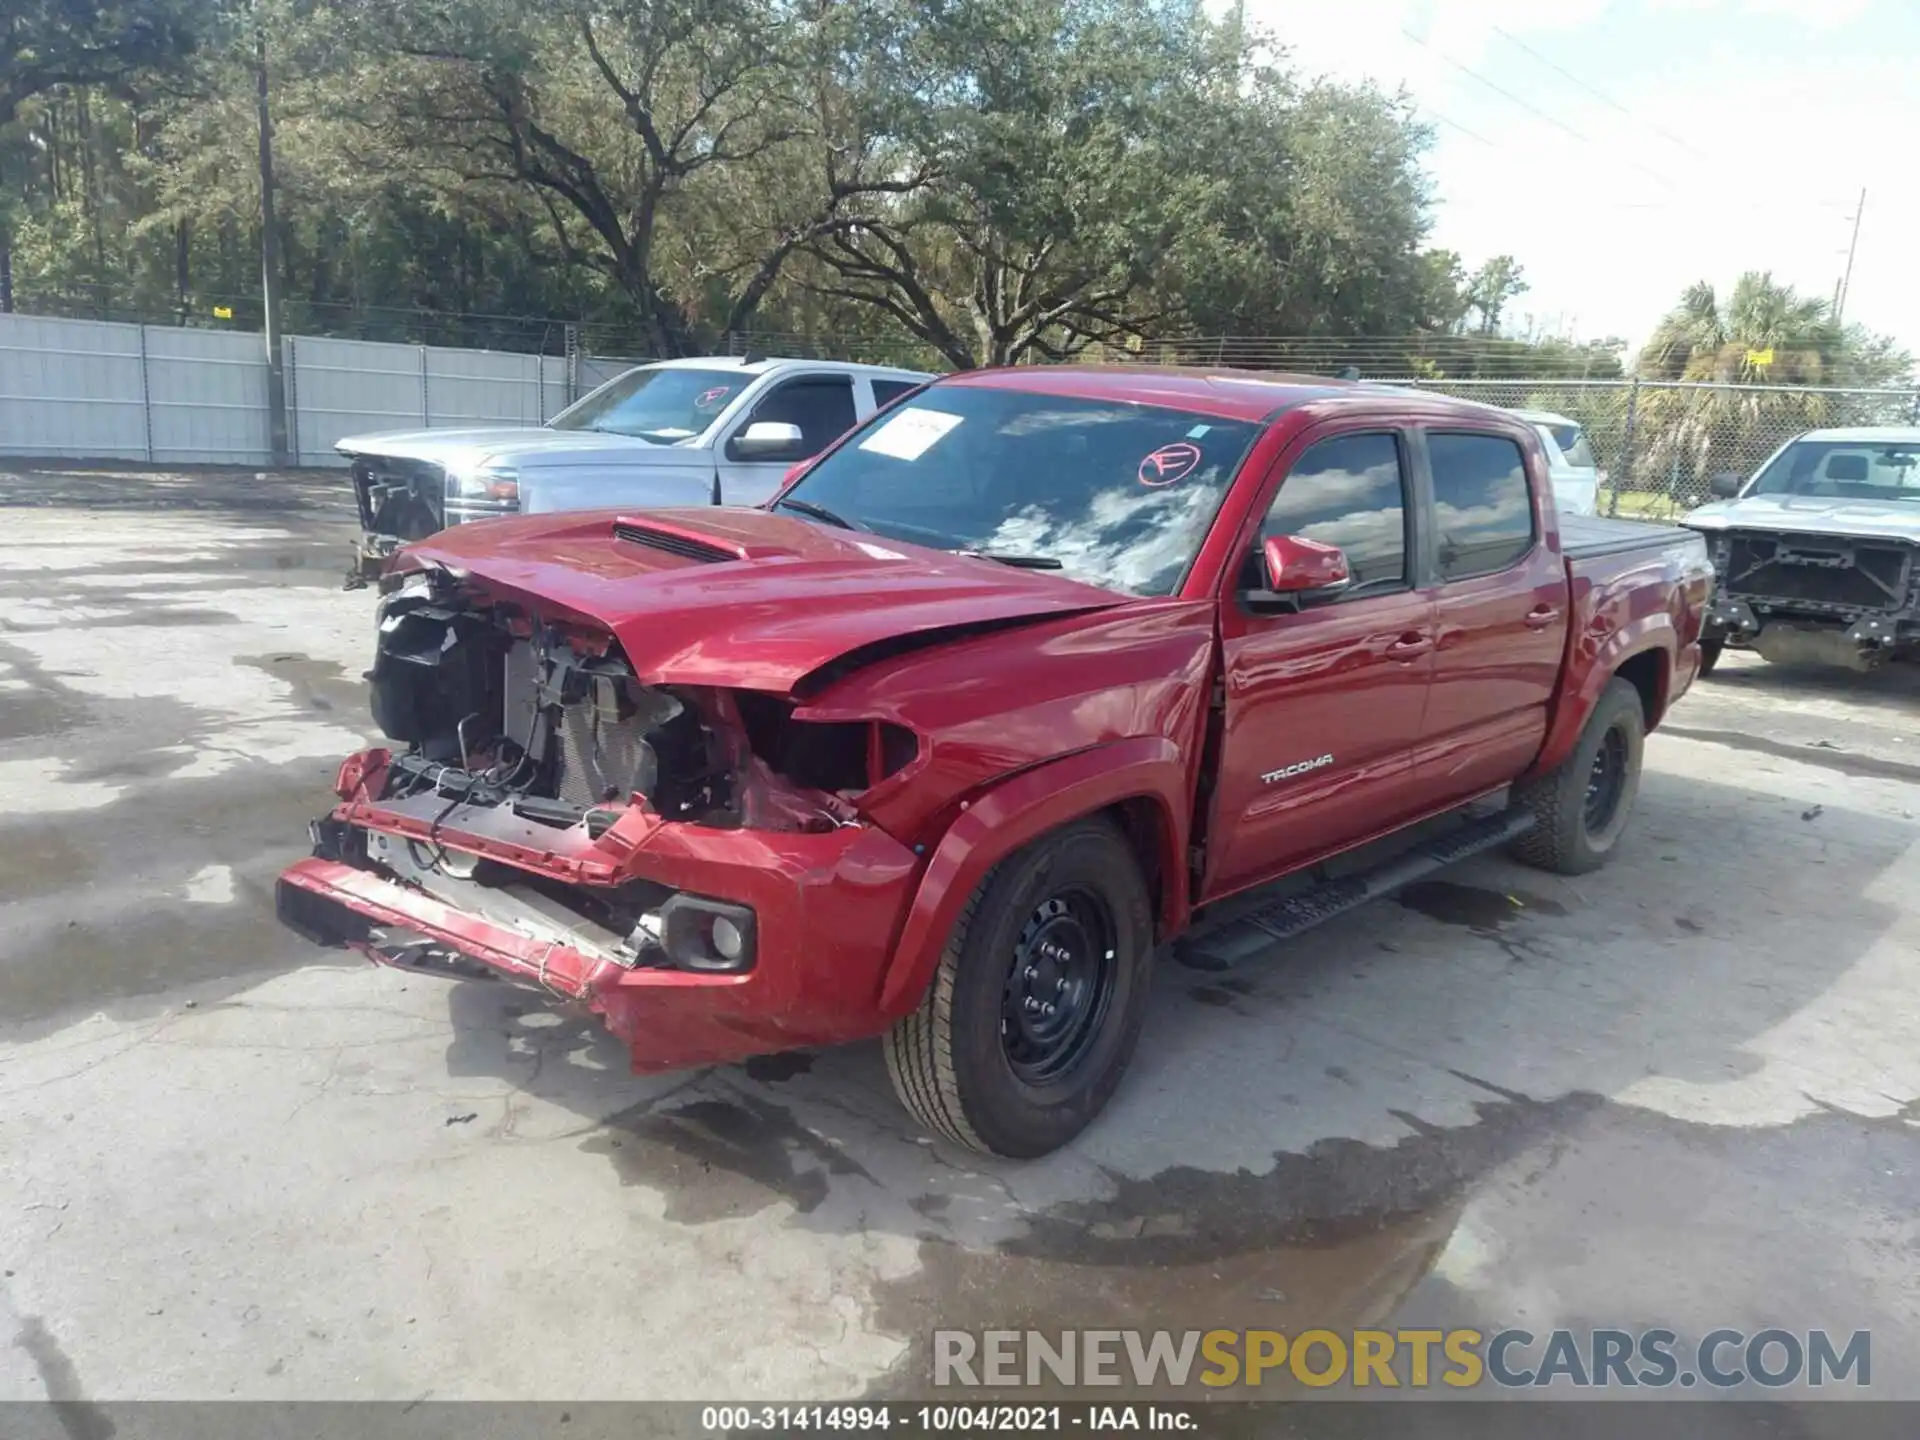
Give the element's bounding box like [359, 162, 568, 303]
[732, 421, 806, 460]
[1709, 472, 1744, 499]
[1248, 534, 1352, 612]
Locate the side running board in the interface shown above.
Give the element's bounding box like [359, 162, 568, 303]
[1175, 808, 1538, 972]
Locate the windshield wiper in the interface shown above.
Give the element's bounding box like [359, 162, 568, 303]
[775, 496, 859, 530]
[955, 549, 1064, 570]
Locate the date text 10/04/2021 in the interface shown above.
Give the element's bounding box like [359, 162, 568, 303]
[701, 1407, 1196, 1432]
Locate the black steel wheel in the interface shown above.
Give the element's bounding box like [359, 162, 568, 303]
[1001, 890, 1120, 1086]
[1584, 724, 1631, 837]
[1510, 677, 1646, 876]
[884, 815, 1155, 1158]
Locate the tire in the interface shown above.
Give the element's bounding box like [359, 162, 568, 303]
[882, 815, 1155, 1158]
[1508, 677, 1646, 876]
[1698, 640, 1724, 677]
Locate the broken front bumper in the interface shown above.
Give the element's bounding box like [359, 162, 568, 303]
[275, 791, 923, 1072]
[1704, 594, 1917, 668]
[347, 532, 402, 586]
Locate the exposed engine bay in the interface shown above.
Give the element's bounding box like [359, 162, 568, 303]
[366, 566, 917, 838]
[312, 565, 920, 976]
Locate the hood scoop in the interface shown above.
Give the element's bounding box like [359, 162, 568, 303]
[611, 516, 761, 565]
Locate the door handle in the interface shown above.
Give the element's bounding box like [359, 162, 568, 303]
[1386, 633, 1433, 660]
[1524, 606, 1561, 630]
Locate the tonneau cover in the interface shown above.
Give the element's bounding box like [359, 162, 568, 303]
[1561, 513, 1698, 559]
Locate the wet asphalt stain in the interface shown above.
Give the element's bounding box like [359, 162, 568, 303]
[583, 1094, 878, 1221]
[2, 607, 243, 632]
[0, 830, 95, 906]
[0, 643, 95, 743]
[0, 760, 343, 1036]
[1659, 725, 1920, 785]
[237, 652, 367, 715]
[1397, 881, 1566, 931]
[1188, 976, 1258, 1009]
[744, 1051, 816, 1083]
[13, 1314, 116, 1440]
[862, 1080, 1600, 1401]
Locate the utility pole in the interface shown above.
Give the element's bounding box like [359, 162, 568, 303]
[256, 14, 289, 466]
[1834, 187, 1865, 327]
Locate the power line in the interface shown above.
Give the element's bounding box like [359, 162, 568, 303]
[1399, 26, 1592, 145]
[1488, 26, 1716, 163]
[1419, 108, 1495, 146]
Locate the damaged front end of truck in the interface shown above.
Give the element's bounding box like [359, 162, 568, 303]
[276, 558, 936, 1070]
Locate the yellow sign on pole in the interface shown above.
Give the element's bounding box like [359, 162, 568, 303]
[1746, 347, 1774, 367]
[212, 305, 233, 320]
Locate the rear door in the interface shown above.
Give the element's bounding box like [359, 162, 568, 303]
[1407, 428, 1570, 808]
[1203, 426, 1438, 897]
[715, 373, 861, 505]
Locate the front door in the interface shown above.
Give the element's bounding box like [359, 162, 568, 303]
[1407, 428, 1571, 810]
[1204, 428, 1437, 899]
[715, 373, 860, 505]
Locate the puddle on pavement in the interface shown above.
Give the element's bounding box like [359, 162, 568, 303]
[1397, 881, 1566, 931]
[583, 1094, 878, 1222]
[744, 1051, 816, 1083]
[237, 652, 367, 715]
[859, 1084, 1602, 1400]
[0, 830, 95, 904]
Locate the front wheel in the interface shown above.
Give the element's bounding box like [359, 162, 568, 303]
[1509, 678, 1647, 876]
[883, 815, 1155, 1158]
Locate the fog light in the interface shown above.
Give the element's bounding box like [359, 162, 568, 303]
[657, 895, 757, 972]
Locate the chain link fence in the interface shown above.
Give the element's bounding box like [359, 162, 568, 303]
[1349, 377, 1920, 519]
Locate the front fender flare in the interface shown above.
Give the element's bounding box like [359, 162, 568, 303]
[875, 738, 1192, 1018]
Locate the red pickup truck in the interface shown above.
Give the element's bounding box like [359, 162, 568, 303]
[278, 368, 1713, 1157]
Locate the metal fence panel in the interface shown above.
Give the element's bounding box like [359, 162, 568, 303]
[286, 335, 433, 467]
[0, 312, 147, 459]
[423, 346, 552, 428]
[575, 355, 637, 396]
[143, 325, 271, 464]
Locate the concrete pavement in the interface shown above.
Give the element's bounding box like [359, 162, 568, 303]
[1, 465, 1915, 1406]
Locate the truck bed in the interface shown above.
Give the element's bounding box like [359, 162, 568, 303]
[1561, 513, 1698, 559]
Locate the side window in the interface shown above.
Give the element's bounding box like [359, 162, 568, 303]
[1428, 432, 1536, 581]
[871, 379, 920, 408]
[1259, 432, 1408, 593]
[733, 376, 858, 460]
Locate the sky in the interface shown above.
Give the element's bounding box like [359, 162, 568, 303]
[1230, 0, 1918, 358]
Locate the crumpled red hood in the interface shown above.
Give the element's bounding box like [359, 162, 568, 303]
[394, 506, 1126, 695]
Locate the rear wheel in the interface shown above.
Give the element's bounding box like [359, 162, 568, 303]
[1509, 678, 1646, 876]
[883, 815, 1154, 1158]
[1698, 639, 1725, 677]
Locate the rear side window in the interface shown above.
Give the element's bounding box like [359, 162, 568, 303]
[871, 379, 921, 407]
[1544, 424, 1596, 468]
[741, 376, 858, 457]
[1263, 433, 1408, 591]
[1428, 433, 1536, 581]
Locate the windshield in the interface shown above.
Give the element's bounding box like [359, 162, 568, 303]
[777, 387, 1261, 596]
[549, 366, 746, 442]
[1748, 440, 1920, 503]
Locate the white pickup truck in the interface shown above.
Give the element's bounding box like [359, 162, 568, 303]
[339, 355, 932, 582]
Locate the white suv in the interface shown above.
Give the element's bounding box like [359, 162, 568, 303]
[1511, 409, 1602, 517]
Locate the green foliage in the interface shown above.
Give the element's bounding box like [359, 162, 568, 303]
[1625, 272, 1916, 501]
[4, 1, 1910, 388]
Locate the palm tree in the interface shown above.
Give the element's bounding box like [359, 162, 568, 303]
[1637, 272, 1838, 384]
[1625, 273, 1853, 510]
